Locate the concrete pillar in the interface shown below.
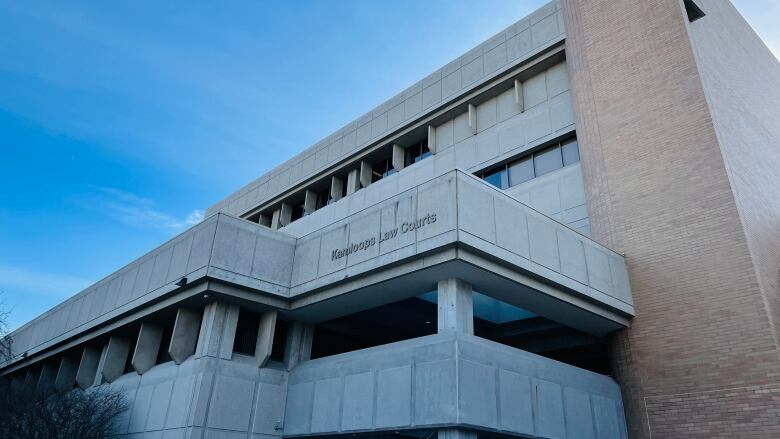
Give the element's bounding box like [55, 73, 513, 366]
[284, 321, 313, 370]
[257, 214, 271, 227]
[428, 125, 437, 154]
[437, 278, 473, 334]
[279, 202, 293, 227]
[439, 428, 477, 439]
[101, 335, 131, 383]
[195, 302, 239, 360]
[392, 144, 406, 171]
[330, 176, 344, 202]
[255, 311, 278, 367]
[23, 367, 38, 388]
[131, 323, 163, 374]
[92, 343, 109, 386]
[168, 308, 202, 364]
[271, 209, 281, 229]
[514, 79, 524, 112]
[468, 103, 477, 134]
[54, 355, 78, 391]
[359, 161, 372, 188]
[346, 169, 361, 195]
[303, 189, 317, 216]
[36, 361, 57, 392]
[75, 345, 101, 389]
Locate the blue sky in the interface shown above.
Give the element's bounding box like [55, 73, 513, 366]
[0, 1, 777, 330]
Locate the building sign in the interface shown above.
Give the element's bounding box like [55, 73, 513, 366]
[331, 212, 437, 261]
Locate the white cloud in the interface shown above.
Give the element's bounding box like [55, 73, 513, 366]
[0, 265, 92, 299]
[83, 186, 203, 233]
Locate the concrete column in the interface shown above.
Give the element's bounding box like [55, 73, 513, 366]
[428, 125, 437, 154]
[54, 355, 78, 391]
[468, 103, 477, 134]
[257, 214, 271, 227]
[303, 189, 317, 216]
[75, 345, 101, 389]
[392, 144, 406, 171]
[279, 202, 293, 227]
[284, 321, 313, 370]
[514, 79, 524, 112]
[168, 308, 203, 365]
[255, 310, 278, 367]
[131, 323, 163, 374]
[36, 361, 58, 392]
[271, 209, 282, 229]
[439, 428, 477, 439]
[23, 367, 38, 388]
[359, 161, 372, 188]
[92, 343, 109, 386]
[330, 176, 344, 202]
[195, 302, 239, 360]
[437, 278, 473, 334]
[101, 335, 131, 383]
[346, 169, 361, 195]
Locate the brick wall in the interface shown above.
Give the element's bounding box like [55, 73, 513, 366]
[562, 0, 780, 437]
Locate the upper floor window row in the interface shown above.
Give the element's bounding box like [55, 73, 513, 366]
[481, 138, 580, 190]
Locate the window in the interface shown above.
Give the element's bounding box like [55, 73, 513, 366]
[684, 0, 705, 22]
[561, 139, 580, 166]
[291, 205, 304, 222]
[483, 166, 509, 189]
[479, 137, 580, 189]
[533, 145, 563, 176]
[233, 311, 260, 355]
[372, 158, 395, 182]
[508, 156, 534, 186]
[405, 140, 431, 167]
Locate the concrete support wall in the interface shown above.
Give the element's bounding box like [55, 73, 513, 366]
[75, 345, 101, 389]
[359, 161, 372, 188]
[255, 311, 277, 367]
[284, 321, 313, 370]
[346, 169, 360, 195]
[438, 278, 473, 334]
[101, 335, 131, 383]
[54, 355, 78, 391]
[168, 308, 202, 364]
[392, 144, 405, 171]
[36, 361, 57, 391]
[303, 190, 317, 216]
[132, 323, 163, 374]
[562, 0, 780, 436]
[196, 302, 239, 360]
[330, 176, 344, 202]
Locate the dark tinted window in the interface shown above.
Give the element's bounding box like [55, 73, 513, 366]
[233, 311, 260, 355]
[508, 156, 534, 186]
[534, 145, 563, 176]
[405, 140, 431, 166]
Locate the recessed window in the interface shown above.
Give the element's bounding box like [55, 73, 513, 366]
[508, 156, 534, 186]
[233, 310, 260, 355]
[561, 139, 580, 166]
[483, 166, 509, 189]
[405, 140, 431, 167]
[372, 158, 395, 182]
[684, 0, 705, 22]
[534, 145, 563, 176]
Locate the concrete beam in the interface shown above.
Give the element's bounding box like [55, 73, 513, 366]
[514, 79, 524, 112]
[168, 308, 202, 365]
[392, 144, 405, 172]
[75, 345, 102, 389]
[437, 278, 473, 334]
[346, 169, 361, 195]
[330, 176, 344, 202]
[468, 103, 477, 134]
[303, 189, 317, 216]
[284, 321, 313, 370]
[36, 361, 58, 392]
[255, 310, 278, 367]
[54, 355, 78, 392]
[359, 161, 372, 188]
[131, 323, 163, 374]
[428, 125, 437, 154]
[101, 335, 131, 383]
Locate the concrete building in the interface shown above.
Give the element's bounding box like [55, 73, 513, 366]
[2, 0, 778, 438]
